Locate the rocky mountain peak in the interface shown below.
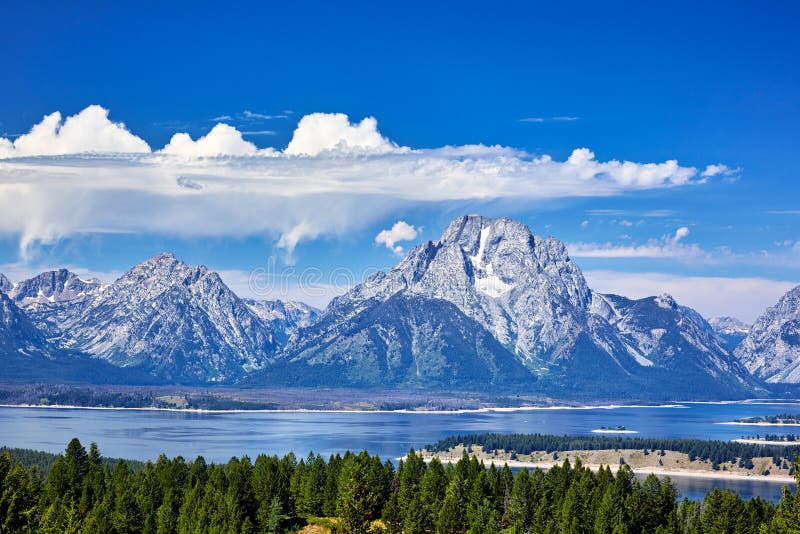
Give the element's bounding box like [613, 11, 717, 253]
[0, 273, 13, 293]
[735, 284, 800, 383]
[709, 316, 750, 335]
[9, 269, 105, 307]
[327, 215, 593, 363]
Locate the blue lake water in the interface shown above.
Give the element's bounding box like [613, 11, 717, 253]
[2, 401, 799, 502]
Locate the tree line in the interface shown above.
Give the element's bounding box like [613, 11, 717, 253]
[2, 438, 800, 533]
[428, 433, 800, 468]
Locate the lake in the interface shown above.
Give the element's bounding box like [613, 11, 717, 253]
[2, 400, 799, 502]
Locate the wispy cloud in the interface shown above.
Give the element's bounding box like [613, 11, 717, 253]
[569, 227, 706, 260]
[0, 105, 718, 260]
[519, 116, 579, 123]
[586, 208, 677, 218]
[242, 110, 288, 120]
[240, 130, 277, 136]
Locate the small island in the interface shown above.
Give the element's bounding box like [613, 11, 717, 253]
[721, 413, 800, 426]
[421, 433, 800, 482]
[592, 425, 638, 434]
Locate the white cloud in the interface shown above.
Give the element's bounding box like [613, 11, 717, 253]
[375, 221, 419, 255]
[0, 105, 150, 157]
[584, 270, 798, 322]
[672, 226, 690, 243]
[240, 130, 277, 136]
[284, 113, 398, 156]
[519, 116, 579, 123]
[701, 163, 739, 178]
[581, 220, 589, 229]
[0, 105, 720, 259]
[242, 110, 287, 120]
[569, 227, 705, 260]
[160, 123, 277, 157]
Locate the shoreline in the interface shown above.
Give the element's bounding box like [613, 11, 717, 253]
[419, 455, 797, 484]
[733, 439, 800, 446]
[714, 421, 800, 427]
[0, 402, 689, 415]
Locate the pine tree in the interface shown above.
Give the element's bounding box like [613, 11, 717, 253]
[340, 463, 376, 534]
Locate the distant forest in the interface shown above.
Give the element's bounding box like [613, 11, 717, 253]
[2, 438, 800, 533]
[428, 433, 800, 470]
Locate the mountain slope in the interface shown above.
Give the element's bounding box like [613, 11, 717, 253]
[735, 286, 800, 383]
[590, 293, 758, 394]
[0, 291, 158, 384]
[54, 253, 280, 383]
[248, 294, 532, 388]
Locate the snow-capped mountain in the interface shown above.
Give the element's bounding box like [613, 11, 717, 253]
[325, 215, 591, 366]
[709, 316, 751, 351]
[264, 215, 756, 397]
[7, 269, 106, 307]
[735, 285, 800, 383]
[47, 253, 283, 383]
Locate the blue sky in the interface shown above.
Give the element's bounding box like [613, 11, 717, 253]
[0, 1, 798, 320]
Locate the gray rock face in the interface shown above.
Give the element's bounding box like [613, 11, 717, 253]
[0, 273, 13, 293]
[735, 286, 800, 383]
[8, 269, 105, 307]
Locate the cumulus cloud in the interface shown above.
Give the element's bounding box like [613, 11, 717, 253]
[584, 270, 798, 322]
[160, 123, 277, 157]
[0, 105, 724, 259]
[375, 221, 419, 255]
[284, 113, 398, 156]
[0, 105, 150, 157]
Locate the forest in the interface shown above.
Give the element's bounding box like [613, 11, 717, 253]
[1, 438, 800, 533]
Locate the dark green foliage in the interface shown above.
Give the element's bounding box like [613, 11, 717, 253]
[0, 439, 796, 533]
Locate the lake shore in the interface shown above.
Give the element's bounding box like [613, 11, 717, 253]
[0, 402, 688, 415]
[716, 421, 800, 427]
[419, 454, 797, 484]
[733, 438, 800, 446]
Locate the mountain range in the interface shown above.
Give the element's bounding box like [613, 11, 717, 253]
[1, 214, 798, 400]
